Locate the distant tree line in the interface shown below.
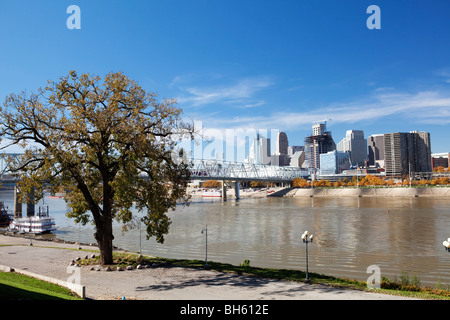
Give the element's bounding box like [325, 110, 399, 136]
[433, 166, 449, 173]
[292, 175, 450, 188]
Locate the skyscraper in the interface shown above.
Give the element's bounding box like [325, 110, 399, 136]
[368, 134, 385, 167]
[384, 131, 431, 176]
[247, 134, 271, 165]
[312, 123, 325, 136]
[270, 131, 290, 166]
[410, 131, 432, 173]
[275, 131, 289, 155]
[304, 123, 336, 172]
[337, 130, 367, 167]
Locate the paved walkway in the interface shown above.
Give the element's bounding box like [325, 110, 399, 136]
[0, 235, 417, 300]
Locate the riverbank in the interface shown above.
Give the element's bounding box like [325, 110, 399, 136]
[188, 187, 287, 199]
[0, 234, 421, 300]
[188, 186, 450, 199]
[274, 186, 450, 198]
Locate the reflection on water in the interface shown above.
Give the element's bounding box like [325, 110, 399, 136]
[2, 189, 450, 288]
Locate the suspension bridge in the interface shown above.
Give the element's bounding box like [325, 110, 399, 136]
[0, 153, 308, 199]
[0, 153, 307, 182]
[188, 158, 307, 182]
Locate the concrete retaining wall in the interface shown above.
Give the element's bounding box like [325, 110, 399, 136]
[283, 187, 450, 198]
[0, 264, 85, 299]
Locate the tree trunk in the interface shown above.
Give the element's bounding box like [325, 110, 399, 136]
[95, 217, 114, 265]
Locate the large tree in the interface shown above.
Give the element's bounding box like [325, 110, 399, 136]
[0, 71, 194, 265]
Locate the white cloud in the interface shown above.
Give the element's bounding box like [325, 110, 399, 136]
[198, 89, 450, 130]
[179, 87, 450, 161]
[434, 67, 450, 83]
[174, 76, 274, 107]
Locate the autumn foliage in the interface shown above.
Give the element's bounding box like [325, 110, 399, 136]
[293, 175, 450, 188]
[202, 180, 222, 188]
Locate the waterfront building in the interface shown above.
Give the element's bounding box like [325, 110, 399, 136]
[271, 154, 290, 166]
[312, 123, 325, 136]
[412, 131, 432, 173]
[304, 123, 336, 172]
[368, 134, 385, 168]
[290, 150, 305, 167]
[270, 131, 290, 166]
[337, 130, 367, 167]
[384, 131, 432, 177]
[247, 134, 271, 165]
[431, 153, 449, 169]
[275, 132, 289, 155]
[319, 150, 350, 175]
[287, 146, 304, 156]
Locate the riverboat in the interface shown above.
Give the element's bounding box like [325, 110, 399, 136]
[202, 189, 222, 197]
[0, 201, 12, 228]
[9, 204, 56, 234]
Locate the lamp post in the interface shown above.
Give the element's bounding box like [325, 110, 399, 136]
[78, 220, 81, 250]
[138, 218, 142, 258]
[301, 231, 314, 283]
[356, 167, 359, 188]
[201, 225, 208, 268]
[443, 238, 450, 252]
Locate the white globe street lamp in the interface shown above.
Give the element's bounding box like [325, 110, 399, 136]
[201, 225, 208, 268]
[302, 231, 314, 283]
[443, 238, 450, 252]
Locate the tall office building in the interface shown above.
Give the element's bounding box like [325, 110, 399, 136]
[337, 130, 367, 167]
[384, 131, 431, 176]
[270, 131, 290, 166]
[304, 123, 336, 172]
[320, 150, 351, 175]
[247, 134, 271, 165]
[275, 131, 289, 155]
[312, 123, 325, 136]
[368, 134, 385, 167]
[412, 131, 432, 172]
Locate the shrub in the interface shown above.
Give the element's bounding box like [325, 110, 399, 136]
[240, 260, 251, 268]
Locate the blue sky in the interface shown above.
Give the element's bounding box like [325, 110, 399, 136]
[1, 1, 449, 160]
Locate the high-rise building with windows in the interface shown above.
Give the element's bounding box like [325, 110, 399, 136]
[320, 150, 350, 175]
[247, 134, 271, 165]
[384, 131, 431, 176]
[337, 130, 367, 167]
[412, 131, 432, 173]
[368, 134, 385, 167]
[275, 131, 289, 155]
[304, 123, 336, 172]
[270, 131, 290, 166]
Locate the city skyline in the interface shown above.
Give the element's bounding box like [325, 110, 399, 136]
[243, 124, 435, 170]
[0, 1, 449, 155]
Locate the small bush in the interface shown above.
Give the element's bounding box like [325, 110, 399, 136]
[240, 260, 251, 268]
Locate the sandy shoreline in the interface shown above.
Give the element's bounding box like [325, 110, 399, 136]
[0, 234, 419, 300]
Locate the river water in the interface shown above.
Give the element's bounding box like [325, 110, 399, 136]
[2, 189, 450, 288]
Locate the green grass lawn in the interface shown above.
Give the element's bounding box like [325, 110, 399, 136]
[0, 271, 83, 300]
